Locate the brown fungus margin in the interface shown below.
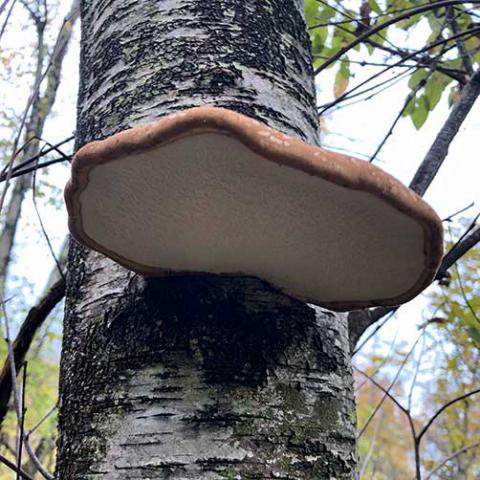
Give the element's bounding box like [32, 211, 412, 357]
[64, 106, 443, 311]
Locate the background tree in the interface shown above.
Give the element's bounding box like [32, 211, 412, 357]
[0, 0, 479, 479]
[355, 227, 480, 479]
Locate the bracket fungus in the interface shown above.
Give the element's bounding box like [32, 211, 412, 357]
[65, 106, 443, 311]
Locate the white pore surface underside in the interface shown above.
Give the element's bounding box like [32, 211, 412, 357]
[80, 132, 424, 303]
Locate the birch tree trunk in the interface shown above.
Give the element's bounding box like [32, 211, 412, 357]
[56, 1, 357, 478]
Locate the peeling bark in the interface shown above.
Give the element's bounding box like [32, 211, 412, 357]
[56, 1, 357, 478]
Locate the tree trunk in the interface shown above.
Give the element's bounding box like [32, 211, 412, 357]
[56, 1, 357, 478]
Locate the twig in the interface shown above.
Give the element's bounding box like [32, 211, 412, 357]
[17, 362, 27, 480]
[355, 323, 401, 391]
[357, 332, 422, 438]
[0, 156, 71, 183]
[442, 202, 474, 222]
[321, 0, 406, 53]
[32, 149, 66, 282]
[0, 278, 65, 427]
[1, 299, 21, 437]
[25, 403, 57, 439]
[0, 453, 35, 480]
[350, 308, 396, 354]
[314, 0, 478, 74]
[355, 366, 410, 416]
[369, 19, 451, 163]
[320, 65, 417, 113]
[23, 434, 53, 480]
[358, 410, 382, 477]
[0, 4, 79, 216]
[407, 330, 427, 411]
[453, 262, 479, 323]
[0, 135, 74, 179]
[1, 301, 54, 480]
[436, 225, 480, 281]
[369, 70, 428, 162]
[449, 211, 480, 250]
[0, 0, 12, 17]
[446, 5, 474, 75]
[410, 66, 480, 196]
[0, 0, 17, 43]
[417, 387, 480, 443]
[424, 440, 480, 479]
[318, 27, 477, 115]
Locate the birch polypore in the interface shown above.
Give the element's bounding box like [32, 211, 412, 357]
[65, 106, 443, 311]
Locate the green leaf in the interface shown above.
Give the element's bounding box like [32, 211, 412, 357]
[402, 96, 415, 117]
[397, 13, 423, 31]
[339, 59, 351, 79]
[424, 76, 445, 111]
[462, 315, 480, 343]
[408, 69, 427, 90]
[411, 100, 428, 129]
[317, 4, 337, 22]
[368, 0, 382, 15]
[304, 0, 318, 27]
[311, 27, 328, 56]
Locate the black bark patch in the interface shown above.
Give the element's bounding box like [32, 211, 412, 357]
[105, 276, 318, 387]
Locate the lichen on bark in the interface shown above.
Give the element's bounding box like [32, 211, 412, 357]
[56, 1, 358, 478]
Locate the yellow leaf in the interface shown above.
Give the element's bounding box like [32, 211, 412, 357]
[319, 116, 329, 134]
[65, 20, 72, 32]
[333, 77, 349, 98]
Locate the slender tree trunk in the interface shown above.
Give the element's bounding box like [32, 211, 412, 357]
[56, 1, 357, 478]
[0, 0, 79, 289]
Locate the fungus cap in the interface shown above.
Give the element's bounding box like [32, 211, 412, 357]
[65, 106, 443, 311]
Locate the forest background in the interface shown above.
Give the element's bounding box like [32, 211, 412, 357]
[0, 0, 479, 478]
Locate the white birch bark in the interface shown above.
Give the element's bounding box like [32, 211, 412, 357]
[56, 1, 358, 478]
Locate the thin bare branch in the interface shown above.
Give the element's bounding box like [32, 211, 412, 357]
[355, 366, 410, 416]
[16, 362, 27, 480]
[407, 331, 427, 411]
[0, 278, 65, 427]
[0, 0, 17, 44]
[436, 225, 480, 281]
[318, 26, 478, 115]
[350, 307, 396, 353]
[25, 403, 57, 439]
[0, 135, 74, 180]
[453, 262, 479, 323]
[357, 332, 422, 438]
[417, 387, 480, 443]
[424, 440, 480, 479]
[0, 453, 35, 480]
[442, 202, 474, 222]
[447, 5, 474, 75]
[0, 155, 71, 183]
[314, 0, 478, 75]
[370, 15, 451, 163]
[0, 0, 12, 17]
[410, 66, 480, 196]
[32, 150, 66, 282]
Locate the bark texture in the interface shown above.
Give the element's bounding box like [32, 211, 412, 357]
[56, 1, 357, 478]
